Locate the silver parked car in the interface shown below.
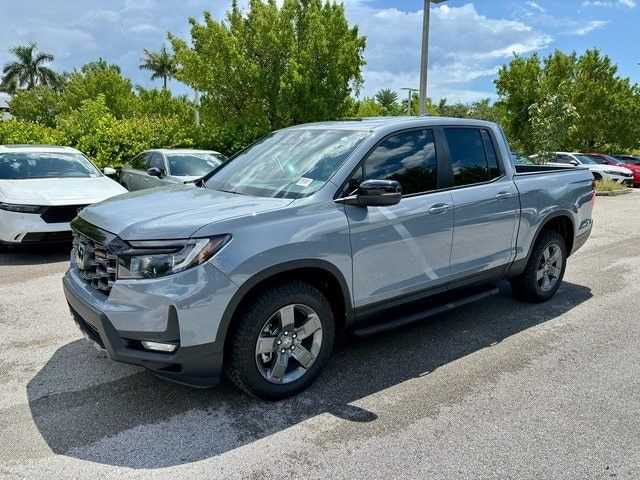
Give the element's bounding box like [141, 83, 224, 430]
[120, 149, 227, 191]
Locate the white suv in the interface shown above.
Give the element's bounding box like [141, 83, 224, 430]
[549, 152, 633, 185]
[0, 145, 127, 246]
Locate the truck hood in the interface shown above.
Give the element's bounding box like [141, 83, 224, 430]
[78, 185, 294, 240]
[0, 177, 127, 205]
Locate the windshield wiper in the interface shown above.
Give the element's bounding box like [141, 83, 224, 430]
[193, 178, 207, 188]
[215, 188, 247, 195]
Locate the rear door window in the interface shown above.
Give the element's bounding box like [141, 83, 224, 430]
[444, 128, 500, 186]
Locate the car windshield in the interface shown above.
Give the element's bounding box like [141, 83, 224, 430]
[0, 152, 101, 179]
[205, 128, 370, 198]
[167, 153, 226, 177]
[575, 154, 599, 165]
[512, 152, 532, 164]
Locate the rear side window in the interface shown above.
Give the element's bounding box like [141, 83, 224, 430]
[555, 154, 572, 164]
[445, 128, 500, 186]
[361, 129, 437, 196]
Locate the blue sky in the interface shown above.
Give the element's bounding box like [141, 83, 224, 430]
[1, 0, 639, 104]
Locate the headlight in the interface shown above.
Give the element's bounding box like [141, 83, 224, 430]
[116, 235, 231, 279]
[603, 170, 621, 175]
[0, 202, 42, 213]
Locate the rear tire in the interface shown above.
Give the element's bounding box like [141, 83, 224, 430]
[510, 230, 567, 303]
[226, 280, 335, 400]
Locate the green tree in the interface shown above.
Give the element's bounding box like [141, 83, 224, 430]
[529, 83, 578, 161]
[356, 97, 387, 117]
[61, 61, 136, 119]
[1, 42, 57, 91]
[139, 45, 177, 90]
[170, 0, 366, 132]
[496, 48, 640, 153]
[494, 53, 541, 153]
[436, 98, 470, 118]
[375, 89, 398, 111]
[8, 86, 63, 127]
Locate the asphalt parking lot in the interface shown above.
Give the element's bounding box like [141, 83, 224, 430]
[1, 191, 640, 479]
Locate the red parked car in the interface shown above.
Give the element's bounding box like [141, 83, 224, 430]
[587, 153, 640, 187]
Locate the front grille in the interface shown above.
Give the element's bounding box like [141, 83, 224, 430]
[22, 231, 73, 243]
[41, 205, 88, 224]
[73, 232, 117, 294]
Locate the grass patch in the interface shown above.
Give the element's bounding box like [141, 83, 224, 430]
[595, 180, 627, 192]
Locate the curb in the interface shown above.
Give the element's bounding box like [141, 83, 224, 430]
[596, 188, 632, 197]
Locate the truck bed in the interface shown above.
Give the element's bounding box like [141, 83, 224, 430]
[514, 164, 584, 175]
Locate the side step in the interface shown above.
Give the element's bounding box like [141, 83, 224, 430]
[351, 285, 500, 337]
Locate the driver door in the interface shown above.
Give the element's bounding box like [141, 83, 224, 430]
[344, 128, 454, 312]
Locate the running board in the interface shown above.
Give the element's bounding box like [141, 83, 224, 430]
[351, 285, 500, 337]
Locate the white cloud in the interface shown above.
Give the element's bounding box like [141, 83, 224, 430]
[582, 0, 636, 7]
[571, 19, 610, 35]
[525, 1, 546, 12]
[347, 2, 551, 101]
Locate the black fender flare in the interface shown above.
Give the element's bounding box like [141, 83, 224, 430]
[215, 259, 354, 344]
[508, 211, 575, 277]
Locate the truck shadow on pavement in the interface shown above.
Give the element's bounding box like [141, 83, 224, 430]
[26, 281, 592, 469]
[0, 243, 71, 266]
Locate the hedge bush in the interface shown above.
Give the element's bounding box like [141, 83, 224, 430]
[0, 95, 263, 168]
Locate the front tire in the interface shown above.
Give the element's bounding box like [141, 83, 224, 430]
[510, 230, 567, 303]
[226, 280, 335, 399]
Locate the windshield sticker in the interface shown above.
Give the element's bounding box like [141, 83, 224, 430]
[296, 177, 313, 187]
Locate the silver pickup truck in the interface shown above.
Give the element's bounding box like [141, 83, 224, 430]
[63, 117, 595, 399]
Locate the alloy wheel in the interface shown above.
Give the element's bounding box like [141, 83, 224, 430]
[536, 243, 562, 292]
[255, 304, 323, 384]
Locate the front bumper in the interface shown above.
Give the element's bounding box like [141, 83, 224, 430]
[0, 210, 72, 244]
[606, 174, 634, 186]
[62, 260, 238, 387]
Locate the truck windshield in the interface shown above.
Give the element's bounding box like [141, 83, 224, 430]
[205, 129, 369, 198]
[0, 152, 101, 179]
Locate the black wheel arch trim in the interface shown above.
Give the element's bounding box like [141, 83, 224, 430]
[507, 210, 575, 277]
[216, 259, 354, 344]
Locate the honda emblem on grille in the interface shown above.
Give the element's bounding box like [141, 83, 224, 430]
[76, 244, 86, 269]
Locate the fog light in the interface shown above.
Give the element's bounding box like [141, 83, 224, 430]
[141, 340, 178, 352]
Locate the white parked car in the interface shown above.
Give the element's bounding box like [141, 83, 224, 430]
[540, 152, 634, 185]
[0, 145, 127, 247]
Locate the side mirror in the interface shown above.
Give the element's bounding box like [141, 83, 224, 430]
[569, 160, 579, 166]
[337, 179, 402, 207]
[103, 167, 117, 176]
[147, 167, 164, 178]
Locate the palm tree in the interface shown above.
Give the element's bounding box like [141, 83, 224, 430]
[375, 89, 399, 111]
[139, 45, 177, 89]
[1, 42, 57, 91]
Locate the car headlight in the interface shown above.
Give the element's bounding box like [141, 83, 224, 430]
[603, 170, 621, 175]
[116, 234, 231, 279]
[0, 202, 43, 213]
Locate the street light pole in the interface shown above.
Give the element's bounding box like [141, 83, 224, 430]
[401, 87, 419, 116]
[418, 0, 447, 115]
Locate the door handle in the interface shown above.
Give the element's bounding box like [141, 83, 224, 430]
[496, 192, 513, 200]
[428, 203, 450, 214]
